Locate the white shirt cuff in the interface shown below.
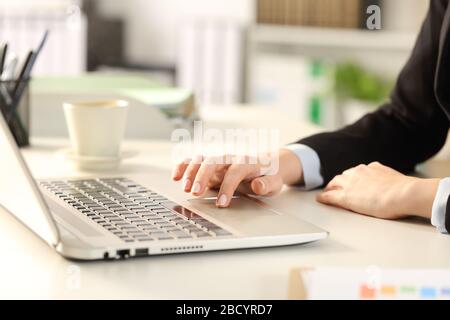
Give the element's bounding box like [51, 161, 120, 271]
[431, 178, 450, 234]
[282, 144, 324, 190]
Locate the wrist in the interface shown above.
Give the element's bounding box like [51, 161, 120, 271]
[400, 177, 440, 219]
[278, 148, 304, 186]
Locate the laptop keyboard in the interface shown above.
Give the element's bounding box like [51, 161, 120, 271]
[40, 178, 232, 243]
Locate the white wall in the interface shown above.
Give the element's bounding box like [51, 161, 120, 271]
[96, 0, 255, 65]
[382, 0, 429, 31]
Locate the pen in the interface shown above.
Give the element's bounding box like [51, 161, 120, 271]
[0, 43, 12, 106]
[0, 83, 12, 105]
[8, 30, 49, 122]
[7, 50, 34, 122]
[1, 56, 18, 81]
[0, 43, 7, 76]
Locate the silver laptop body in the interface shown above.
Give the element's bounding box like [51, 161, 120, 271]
[0, 113, 327, 260]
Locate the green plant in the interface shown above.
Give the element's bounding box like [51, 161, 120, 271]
[334, 62, 394, 103]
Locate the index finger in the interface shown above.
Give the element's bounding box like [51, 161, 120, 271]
[216, 164, 251, 207]
[192, 158, 228, 196]
[172, 158, 191, 181]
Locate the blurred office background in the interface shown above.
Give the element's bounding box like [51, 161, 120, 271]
[0, 0, 428, 138]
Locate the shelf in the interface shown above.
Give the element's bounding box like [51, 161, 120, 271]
[250, 24, 417, 52]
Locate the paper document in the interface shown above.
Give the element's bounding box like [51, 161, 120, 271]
[301, 267, 450, 300]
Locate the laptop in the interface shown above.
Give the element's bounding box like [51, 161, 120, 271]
[0, 113, 327, 260]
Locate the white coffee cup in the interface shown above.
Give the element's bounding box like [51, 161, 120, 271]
[63, 100, 129, 158]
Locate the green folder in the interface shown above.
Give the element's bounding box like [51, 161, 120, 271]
[31, 74, 192, 116]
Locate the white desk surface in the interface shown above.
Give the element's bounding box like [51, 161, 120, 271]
[2, 107, 450, 299]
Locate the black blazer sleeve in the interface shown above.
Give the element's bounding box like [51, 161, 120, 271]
[298, 0, 450, 185]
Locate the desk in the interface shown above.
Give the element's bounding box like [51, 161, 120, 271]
[1, 138, 449, 299]
[2, 108, 450, 299]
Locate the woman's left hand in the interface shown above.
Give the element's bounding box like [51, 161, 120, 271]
[317, 162, 439, 220]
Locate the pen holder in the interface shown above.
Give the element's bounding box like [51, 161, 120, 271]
[0, 79, 30, 147]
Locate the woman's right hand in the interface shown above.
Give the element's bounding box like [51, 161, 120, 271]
[171, 149, 304, 207]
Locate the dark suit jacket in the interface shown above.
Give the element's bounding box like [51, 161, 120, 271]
[299, 0, 450, 184]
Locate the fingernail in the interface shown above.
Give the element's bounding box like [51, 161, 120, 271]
[172, 169, 179, 179]
[183, 178, 191, 191]
[217, 194, 228, 207]
[192, 182, 201, 194]
[257, 179, 266, 192]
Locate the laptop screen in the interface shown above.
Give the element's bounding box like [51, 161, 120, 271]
[0, 112, 59, 246]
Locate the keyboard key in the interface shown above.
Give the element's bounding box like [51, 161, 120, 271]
[157, 235, 174, 240]
[120, 225, 137, 229]
[211, 229, 232, 236]
[102, 215, 118, 219]
[128, 219, 146, 224]
[162, 216, 179, 221]
[81, 201, 97, 206]
[148, 231, 166, 236]
[115, 224, 133, 228]
[88, 205, 103, 210]
[147, 217, 164, 221]
[136, 224, 154, 228]
[140, 211, 156, 216]
[95, 209, 111, 214]
[118, 212, 136, 217]
[154, 220, 171, 225]
[195, 220, 220, 229]
[165, 227, 181, 232]
[144, 204, 160, 208]
[127, 230, 146, 235]
[183, 225, 204, 232]
[142, 226, 159, 231]
[136, 209, 152, 213]
[107, 205, 123, 209]
[132, 234, 151, 239]
[193, 231, 212, 238]
[176, 221, 194, 227]
[169, 230, 192, 239]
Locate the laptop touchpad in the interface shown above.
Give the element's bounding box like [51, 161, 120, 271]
[186, 196, 307, 236]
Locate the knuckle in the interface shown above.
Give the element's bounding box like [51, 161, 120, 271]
[228, 163, 246, 176]
[223, 172, 243, 189]
[354, 164, 366, 172]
